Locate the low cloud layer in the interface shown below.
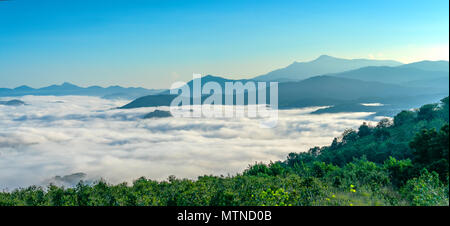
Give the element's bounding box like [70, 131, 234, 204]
[0, 96, 378, 189]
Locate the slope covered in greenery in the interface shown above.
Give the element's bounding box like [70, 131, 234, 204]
[1, 98, 448, 206]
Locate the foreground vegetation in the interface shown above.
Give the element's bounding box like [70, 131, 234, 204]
[1, 97, 448, 206]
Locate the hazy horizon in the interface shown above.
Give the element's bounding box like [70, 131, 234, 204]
[0, 55, 448, 90]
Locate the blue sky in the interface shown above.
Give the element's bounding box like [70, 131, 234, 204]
[0, 0, 448, 89]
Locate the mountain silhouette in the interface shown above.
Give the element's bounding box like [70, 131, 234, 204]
[0, 82, 164, 100]
[253, 55, 402, 81]
[120, 57, 449, 115]
[0, 99, 26, 106]
[397, 60, 449, 72]
[120, 74, 446, 112]
[331, 63, 448, 85]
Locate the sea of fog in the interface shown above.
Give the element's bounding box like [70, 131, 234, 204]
[0, 96, 381, 190]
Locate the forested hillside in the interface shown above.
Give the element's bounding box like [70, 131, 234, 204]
[1, 97, 448, 206]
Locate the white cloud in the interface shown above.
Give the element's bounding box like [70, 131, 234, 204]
[361, 103, 384, 107]
[0, 96, 378, 190]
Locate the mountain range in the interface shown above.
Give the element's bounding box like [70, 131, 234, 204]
[119, 56, 449, 116]
[331, 64, 448, 84]
[120, 74, 446, 113]
[253, 55, 403, 81]
[0, 82, 164, 100]
[2, 55, 448, 116]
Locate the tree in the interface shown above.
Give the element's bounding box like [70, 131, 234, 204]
[410, 128, 439, 164]
[308, 146, 322, 156]
[244, 162, 271, 176]
[440, 97, 449, 122]
[371, 118, 392, 141]
[330, 137, 340, 150]
[417, 104, 438, 121]
[409, 124, 449, 180]
[394, 110, 415, 126]
[342, 129, 358, 144]
[402, 170, 448, 206]
[357, 122, 372, 137]
[377, 118, 392, 129]
[383, 157, 413, 187]
[374, 128, 390, 140]
[438, 124, 449, 161]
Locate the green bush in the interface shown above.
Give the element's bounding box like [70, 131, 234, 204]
[402, 170, 449, 206]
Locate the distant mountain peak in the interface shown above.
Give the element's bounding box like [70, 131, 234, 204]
[254, 55, 403, 82]
[315, 54, 335, 60]
[107, 85, 123, 89]
[61, 82, 79, 88]
[202, 74, 217, 79]
[14, 85, 34, 90]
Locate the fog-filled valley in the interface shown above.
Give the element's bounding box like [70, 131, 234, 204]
[0, 95, 383, 189]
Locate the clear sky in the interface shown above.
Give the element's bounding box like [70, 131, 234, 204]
[0, 0, 448, 89]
